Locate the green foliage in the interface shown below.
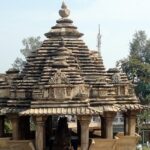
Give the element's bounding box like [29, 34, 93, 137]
[117, 31, 150, 134]
[4, 118, 12, 134]
[12, 57, 26, 71]
[20, 36, 42, 58]
[116, 30, 150, 105]
[143, 146, 150, 150]
[12, 36, 42, 71]
[137, 110, 150, 132]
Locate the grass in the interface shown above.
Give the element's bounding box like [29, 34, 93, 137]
[143, 146, 150, 150]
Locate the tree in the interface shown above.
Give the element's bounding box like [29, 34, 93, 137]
[20, 36, 42, 58]
[12, 36, 42, 71]
[116, 30, 150, 105]
[116, 30, 150, 134]
[12, 57, 26, 71]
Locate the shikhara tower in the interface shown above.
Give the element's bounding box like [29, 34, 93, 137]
[0, 2, 142, 150]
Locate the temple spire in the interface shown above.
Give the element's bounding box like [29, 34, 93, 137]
[59, 1, 70, 18]
[97, 24, 102, 54]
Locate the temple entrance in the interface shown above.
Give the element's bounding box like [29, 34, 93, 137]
[45, 116, 78, 150]
[52, 117, 72, 150]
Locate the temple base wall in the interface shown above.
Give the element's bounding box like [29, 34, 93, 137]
[0, 135, 139, 150]
[0, 139, 35, 150]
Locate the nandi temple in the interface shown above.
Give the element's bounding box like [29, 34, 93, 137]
[0, 2, 143, 150]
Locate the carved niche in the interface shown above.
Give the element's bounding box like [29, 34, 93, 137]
[49, 69, 69, 84]
[46, 70, 70, 100]
[99, 90, 107, 96]
[71, 84, 89, 100]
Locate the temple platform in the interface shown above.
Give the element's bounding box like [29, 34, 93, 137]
[0, 134, 140, 150]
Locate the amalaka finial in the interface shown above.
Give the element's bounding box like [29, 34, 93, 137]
[59, 1, 70, 18]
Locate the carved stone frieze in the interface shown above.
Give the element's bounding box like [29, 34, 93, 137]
[49, 69, 69, 84]
[54, 87, 66, 100]
[33, 89, 43, 99]
[99, 90, 107, 96]
[71, 84, 89, 100]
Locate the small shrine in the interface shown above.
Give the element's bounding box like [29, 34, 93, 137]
[0, 2, 142, 150]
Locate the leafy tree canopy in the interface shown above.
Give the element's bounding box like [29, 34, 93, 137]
[116, 30, 150, 105]
[12, 36, 42, 71]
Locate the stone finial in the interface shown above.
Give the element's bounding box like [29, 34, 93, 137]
[59, 1, 70, 18]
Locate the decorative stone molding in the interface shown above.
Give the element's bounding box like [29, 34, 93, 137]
[71, 84, 89, 100]
[54, 87, 67, 99]
[99, 90, 107, 96]
[49, 70, 69, 84]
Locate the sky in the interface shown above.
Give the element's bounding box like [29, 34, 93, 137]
[0, 0, 150, 73]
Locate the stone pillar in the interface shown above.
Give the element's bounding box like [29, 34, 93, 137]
[78, 115, 91, 150]
[35, 116, 46, 150]
[10, 115, 20, 140]
[0, 116, 5, 137]
[104, 112, 116, 139]
[128, 111, 136, 136]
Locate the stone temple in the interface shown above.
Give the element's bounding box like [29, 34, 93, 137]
[0, 2, 142, 150]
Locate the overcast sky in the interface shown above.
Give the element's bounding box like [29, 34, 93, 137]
[0, 0, 150, 73]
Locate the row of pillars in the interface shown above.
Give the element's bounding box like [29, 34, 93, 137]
[78, 111, 137, 150]
[101, 111, 137, 139]
[0, 111, 137, 150]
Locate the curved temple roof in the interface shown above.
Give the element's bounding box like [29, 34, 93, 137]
[0, 2, 142, 115]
